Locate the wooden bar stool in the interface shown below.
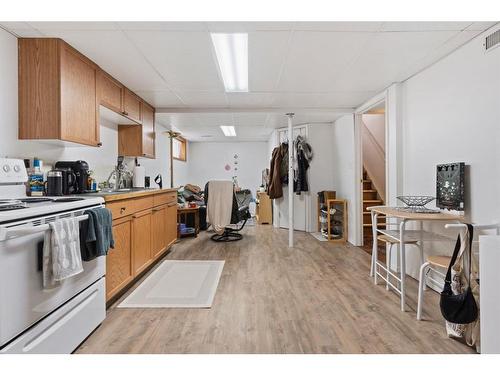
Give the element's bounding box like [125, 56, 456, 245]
[417, 255, 450, 320]
[374, 235, 419, 291]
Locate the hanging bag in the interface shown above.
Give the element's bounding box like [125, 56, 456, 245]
[440, 223, 478, 324]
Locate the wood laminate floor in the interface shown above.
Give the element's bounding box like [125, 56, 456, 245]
[77, 225, 475, 354]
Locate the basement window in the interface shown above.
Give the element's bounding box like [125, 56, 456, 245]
[173, 136, 187, 162]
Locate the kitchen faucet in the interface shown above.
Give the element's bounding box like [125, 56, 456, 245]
[106, 156, 132, 190]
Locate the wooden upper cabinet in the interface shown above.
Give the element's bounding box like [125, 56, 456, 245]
[141, 102, 155, 158]
[18, 38, 99, 147]
[97, 70, 123, 114]
[118, 102, 156, 159]
[60, 43, 99, 145]
[123, 88, 142, 124]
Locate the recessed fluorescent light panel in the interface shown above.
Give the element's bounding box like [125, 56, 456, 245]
[211, 33, 248, 92]
[220, 125, 236, 137]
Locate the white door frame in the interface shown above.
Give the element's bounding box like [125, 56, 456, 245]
[353, 83, 403, 246]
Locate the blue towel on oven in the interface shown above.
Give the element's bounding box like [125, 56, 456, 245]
[80, 207, 114, 261]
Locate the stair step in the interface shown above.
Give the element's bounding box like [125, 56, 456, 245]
[363, 223, 386, 227]
[363, 189, 377, 193]
[364, 200, 383, 203]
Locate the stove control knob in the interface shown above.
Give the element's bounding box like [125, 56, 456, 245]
[13, 165, 21, 173]
[2, 164, 10, 173]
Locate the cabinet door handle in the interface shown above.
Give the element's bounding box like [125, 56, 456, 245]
[120, 207, 126, 213]
[152, 207, 162, 212]
[167, 202, 177, 207]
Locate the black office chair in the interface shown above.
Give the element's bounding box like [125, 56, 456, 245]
[204, 182, 251, 242]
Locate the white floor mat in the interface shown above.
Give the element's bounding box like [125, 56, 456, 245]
[117, 260, 225, 308]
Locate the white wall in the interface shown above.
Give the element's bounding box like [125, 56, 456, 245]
[183, 142, 268, 191]
[0, 28, 171, 187]
[362, 114, 385, 149]
[362, 113, 386, 200]
[306, 123, 335, 232]
[401, 26, 500, 278]
[331, 115, 357, 244]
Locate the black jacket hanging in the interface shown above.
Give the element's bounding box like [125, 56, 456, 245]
[293, 136, 313, 195]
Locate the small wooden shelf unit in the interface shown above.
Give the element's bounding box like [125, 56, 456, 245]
[324, 199, 347, 243]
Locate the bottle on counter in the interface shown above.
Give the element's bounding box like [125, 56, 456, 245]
[29, 158, 45, 196]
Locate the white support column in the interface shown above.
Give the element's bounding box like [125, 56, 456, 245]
[286, 113, 294, 248]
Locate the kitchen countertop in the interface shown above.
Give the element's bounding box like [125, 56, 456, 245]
[82, 188, 178, 202]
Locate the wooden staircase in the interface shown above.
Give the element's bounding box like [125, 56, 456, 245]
[362, 169, 385, 254]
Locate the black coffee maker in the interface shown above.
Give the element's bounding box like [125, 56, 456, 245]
[54, 160, 90, 194]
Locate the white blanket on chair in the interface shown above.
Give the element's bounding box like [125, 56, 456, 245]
[207, 181, 234, 235]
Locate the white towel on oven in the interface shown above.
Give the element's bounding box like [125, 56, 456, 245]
[43, 217, 83, 288]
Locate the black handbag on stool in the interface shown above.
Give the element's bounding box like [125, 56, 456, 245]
[440, 223, 478, 324]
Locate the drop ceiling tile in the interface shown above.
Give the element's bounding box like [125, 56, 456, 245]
[226, 92, 275, 107]
[465, 22, 498, 31]
[135, 90, 185, 108]
[232, 113, 268, 127]
[315, 91, 379, 107]
[333, 30, 458, 91]
[177, 91, 228, 107]
[380, 22, 472, 32]
[118, 22, 207, 31]
[200, 113, 235, 127]
[124, 30, 224, 91]
[272, 93, 323, 107]
[277, 31, 374, 92]
[207, 22, 295, 32]
[0, 22, 44, 37]
[249, 31, 291, 91]
[28, 22, 119, 30]
[0, 22, 32, 30]
[36, 30, 169, 91]
[397, 30, 483, 82]
[294, 22, 383, 32]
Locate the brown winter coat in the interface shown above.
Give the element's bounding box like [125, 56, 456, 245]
[267, 143, 287, 199]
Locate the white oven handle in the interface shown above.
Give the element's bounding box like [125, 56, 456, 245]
[0, 214, 89, 242]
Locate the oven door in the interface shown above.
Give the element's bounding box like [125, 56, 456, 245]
[0, 219, 105, 347]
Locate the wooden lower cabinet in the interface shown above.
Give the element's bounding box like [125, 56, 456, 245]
[106, 216, 133, 301]
[132, 209, 153, 275]
[152, 204, 168, 259]
[166, 202, 178, 246]
[105, 191, 178, 302]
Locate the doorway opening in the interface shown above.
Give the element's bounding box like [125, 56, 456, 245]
[359, 101, 387, 256]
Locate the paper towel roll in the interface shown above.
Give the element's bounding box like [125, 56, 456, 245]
[133, 165, 145, 188]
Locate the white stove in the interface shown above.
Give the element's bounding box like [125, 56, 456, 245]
[0, 157, 106, 354]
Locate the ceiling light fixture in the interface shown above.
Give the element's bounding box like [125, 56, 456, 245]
[211, 33, 248, 92]
[220, 125, 236, 137]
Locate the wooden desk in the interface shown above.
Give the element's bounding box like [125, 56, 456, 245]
[367, 206, 464, 312]
[177, 207, 200, 238]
